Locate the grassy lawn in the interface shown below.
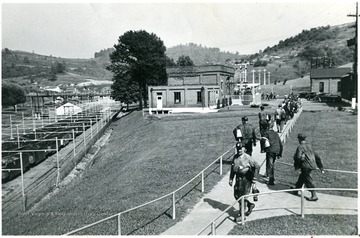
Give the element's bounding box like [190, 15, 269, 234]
[229, 214, 357, 235]
[275, 109, 357, 197]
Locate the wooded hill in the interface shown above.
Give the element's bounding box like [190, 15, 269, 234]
[2, 22, 355, 87]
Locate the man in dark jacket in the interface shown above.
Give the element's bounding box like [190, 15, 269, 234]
[263, 121, 283, 185]
[258, 106, 269, 136]
[233, 116, 257, 156]
[229, 142, 260, 221]
[291, 133, 325, 201]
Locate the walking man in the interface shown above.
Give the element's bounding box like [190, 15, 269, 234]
[263, 122, 283, 185]
[291, 133, 325, 201]
[229, 142, 260, 221]
[258, 106, 269, 136]
[274, 104, 286, 133]
[233, 116, 257, 156]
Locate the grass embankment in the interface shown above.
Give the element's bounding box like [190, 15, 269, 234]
[2, 108, 262, 235]
[276, 109, 357, 197]
[229, 214, 357, 235]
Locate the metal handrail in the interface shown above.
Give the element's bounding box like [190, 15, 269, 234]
[277, 161, 358, 174]
[64, 146, 235, 236]
[197, 187, 358, 235]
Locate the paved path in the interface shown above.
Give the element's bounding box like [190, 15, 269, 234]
[161, 103, 358, 235]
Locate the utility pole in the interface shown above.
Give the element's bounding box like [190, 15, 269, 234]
[347, 2, 358, 100]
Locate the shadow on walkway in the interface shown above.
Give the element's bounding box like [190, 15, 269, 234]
[203, 198, 238, 218]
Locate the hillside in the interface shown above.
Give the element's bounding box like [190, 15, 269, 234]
[2, 22, 355, 90]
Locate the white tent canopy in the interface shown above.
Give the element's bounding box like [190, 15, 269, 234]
[56, 102, 82, 116]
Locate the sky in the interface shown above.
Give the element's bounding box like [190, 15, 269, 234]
[1, 1, 357, 59]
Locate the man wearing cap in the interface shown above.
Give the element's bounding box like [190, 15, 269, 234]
[258, 106, 269, 136]
[291, 133, 325, 201]
[233, 116, 257, 156]
[263, 121, 283, 185]
[229, 142, 260, 221]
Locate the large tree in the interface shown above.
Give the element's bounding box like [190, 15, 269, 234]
[2, 82, 26, 111]
[107, 30, 168, 109]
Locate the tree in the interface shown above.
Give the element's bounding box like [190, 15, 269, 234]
[177, 55, 194, 66]
[166, 56, 176, 67]
[110, 71, 140, 110]
[107, 30, 167, 109]
[2, 82, 26, 111]
[49, 73, 57, 82]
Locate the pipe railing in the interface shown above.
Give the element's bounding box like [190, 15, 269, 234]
[277, 161, 358, 174]
[64, 147, 234, 236]
[197, 187, 358, 235]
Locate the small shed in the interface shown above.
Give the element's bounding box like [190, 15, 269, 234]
[310, 67, 352, 95]
[56, 102, 82, 116]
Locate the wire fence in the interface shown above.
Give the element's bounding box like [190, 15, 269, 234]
[2, 105, 117, 216]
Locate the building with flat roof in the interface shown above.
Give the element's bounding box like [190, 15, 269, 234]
[148, 65, 235, 113]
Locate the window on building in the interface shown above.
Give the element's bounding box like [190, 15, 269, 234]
[319, 82, 324, 92]
[174, 92, 181, 104]
[337, 81, 341, 92]
[197, 91, 202, 103]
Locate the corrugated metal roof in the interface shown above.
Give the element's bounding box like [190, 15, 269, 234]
[310, 67, 352, 79]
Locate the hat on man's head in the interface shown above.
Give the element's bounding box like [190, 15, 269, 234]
[297, 133, 306, 140]
[260, 106, 265, 110]
[242, 116, 248, 122]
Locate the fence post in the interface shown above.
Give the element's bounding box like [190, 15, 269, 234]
[172, 192, 176, 220]
[83, 123, 86, 146]
[72, 129, 76, 157]
[241, 196, 245, 225]
[211, 222, 216, 235]
[20, 152, 26, 211]
[118, 214, 121, 236]
[220, 156, 223, 175]
[33, 117, 36, 131]
[201, 171, 205, 192]
[301, 185, 305, 218]
[42, 115, 44, 127]
[10, 115, 14, 139]
[22, 112, 26, 134]
[17, 125, 20, 148]
[90, 119, 93, 138]
[96, 115, 98, 135]
[56, 137, 60, 187]
[34, 128, 37, 140]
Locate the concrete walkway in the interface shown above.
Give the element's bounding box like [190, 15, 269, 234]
[161, 103, 358, 235]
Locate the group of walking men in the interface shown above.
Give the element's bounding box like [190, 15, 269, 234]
[230, 105, 324, 222]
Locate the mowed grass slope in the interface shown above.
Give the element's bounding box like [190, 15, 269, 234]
[276, 110, 357, 196]
[2, 109, 261, 235]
